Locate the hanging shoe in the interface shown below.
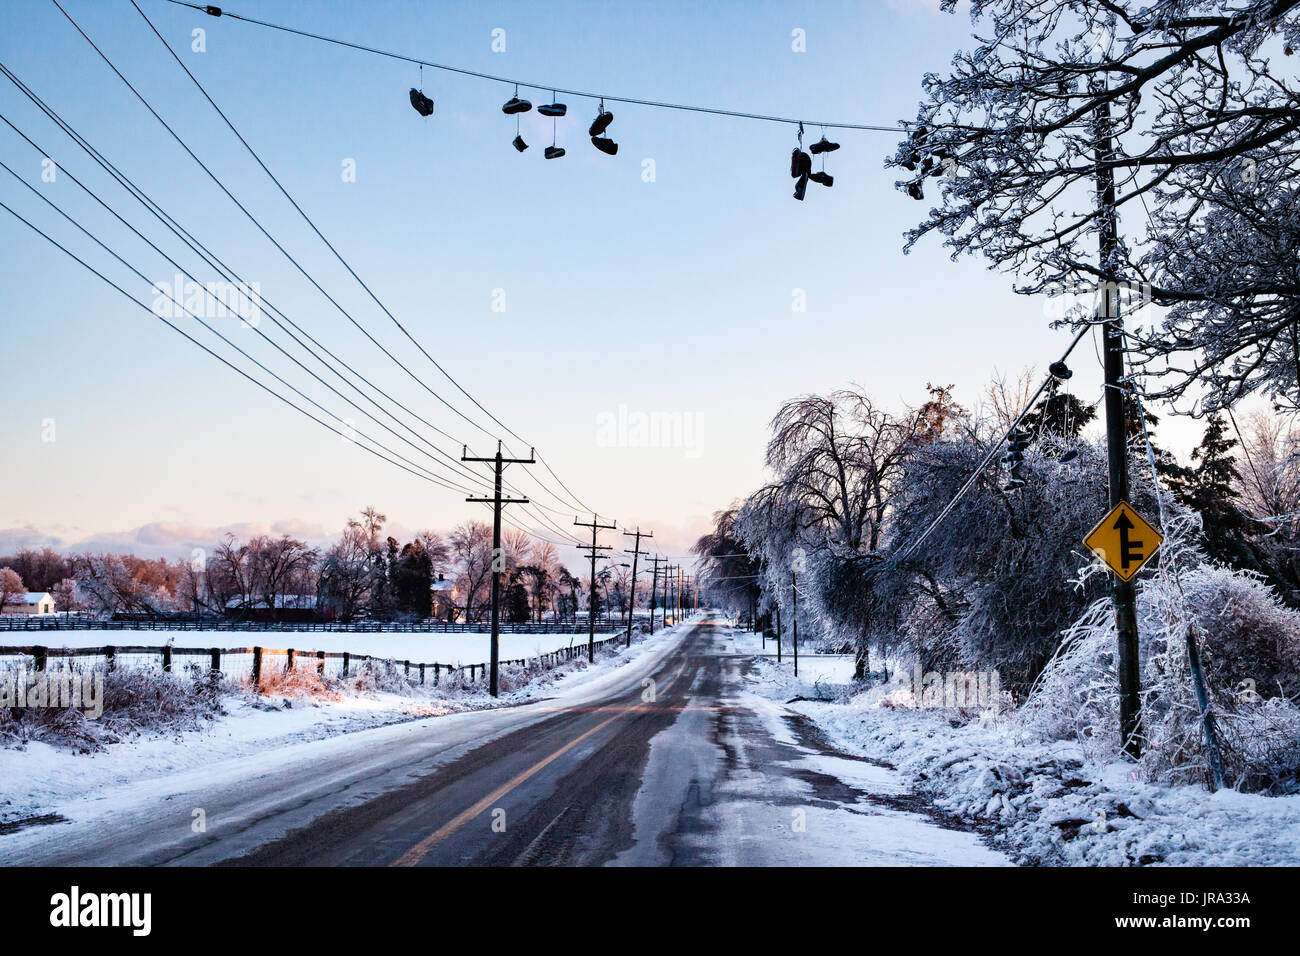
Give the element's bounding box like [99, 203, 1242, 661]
[1049, 361, 1073, 380]
[809, 135, 840, 155]
[591, 136, 618, 155]
[810, 170, 834, 187]
[793, 173, 809, 201]
[538, 101, 567, 117]
[545, 145, 565, 159]
[589, 109, 614, 137]
[790, 149, 812, 178]
[409, 89, 434, 117]
[513, 134, 528, 152]
[502, 95, 532, 115]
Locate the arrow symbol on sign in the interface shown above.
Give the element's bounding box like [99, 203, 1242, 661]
[1113, 510, 1144, 570]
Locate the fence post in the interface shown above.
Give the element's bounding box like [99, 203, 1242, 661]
[342, 651, 349, 678]
[286, 648, 295, 675]
[33, 645, 47, 672]
[252, 646, 262, 690]
[317, 649, 325, 677]
[210, 647, 220, 674]
[404, 660, 410, 680]
[419, 662, 425, 685]
[103, 645, 116, 673]
[162, 645, 172, 673]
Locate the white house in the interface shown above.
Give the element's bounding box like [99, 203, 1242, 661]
[2, 592, 55, 616]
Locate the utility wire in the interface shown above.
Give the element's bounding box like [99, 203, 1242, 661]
[0, 71, 499, 494]
[52, 1, 516, 460]
[895, 321, 1094, 566]
[3, 63, 584, 550]
[160, 0, 906, 133]
[131, 0, 601, 519]
[49, 2, 596, 523]
[0, 197, 474, 495]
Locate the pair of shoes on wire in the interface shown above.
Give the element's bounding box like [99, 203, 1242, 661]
[589, 103, 617, 154]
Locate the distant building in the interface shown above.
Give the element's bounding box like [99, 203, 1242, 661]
[431, 577, 458, 621]
[224, 594, 320, 623]
[1, 592, 56, 616]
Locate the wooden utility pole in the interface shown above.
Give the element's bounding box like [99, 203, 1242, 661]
[463, 441, 535, 697]
[575, 514, 616, 662]
[775, 605, 782, 662]
[647, 554, 662, 632]
[622, 528, 652, 647]
[792, 568, 799, 678]
[1093, 96, 1141, 759]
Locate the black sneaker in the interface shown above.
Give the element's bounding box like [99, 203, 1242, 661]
[502, 96, 532, 115]
[513, 134, 528, 152]
[790, 149, 811, 178]
[545, 145, 565, 159]
[810, 171, 834, 187]
[409, 89, 434, 117]
[538, 102, 567, 117]
[809, 136, 840, 155]
[589, 110, 614, 136]
[591, 136, 618, 155]
[793, 173, 808, 201]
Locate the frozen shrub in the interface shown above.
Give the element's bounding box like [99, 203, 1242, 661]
[1, 662, 229, 752]
[1021, 548, 1300, 792]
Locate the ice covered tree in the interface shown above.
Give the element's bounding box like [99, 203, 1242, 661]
[0, 567, 25, 613]
[898, 0, 1300, 410]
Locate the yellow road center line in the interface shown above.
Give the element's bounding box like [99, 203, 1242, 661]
[392, 711, 622, 866]
[392, 658, 691, 867]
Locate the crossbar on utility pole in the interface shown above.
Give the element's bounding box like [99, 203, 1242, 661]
[575, 514, 617, 662]
[464, 440, 535, 697]
[622, 527, 652, 647]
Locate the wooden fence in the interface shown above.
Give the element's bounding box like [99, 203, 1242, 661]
[0, 634, 627, 691]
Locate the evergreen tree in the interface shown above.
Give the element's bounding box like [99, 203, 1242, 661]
[1172, 415, 1262, 572]
[391, 540, 433, 619]
[504, 572, 531, 624]
[1022, 389, 1096, 439]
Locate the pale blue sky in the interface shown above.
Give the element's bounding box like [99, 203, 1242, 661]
[0, 0, 1200, 562]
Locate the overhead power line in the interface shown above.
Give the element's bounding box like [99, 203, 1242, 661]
[47, 1, 603, 530]
[160, 0, 906, 133]
[0, 198, 475, 496]
[128, 0, 601, 523]
[895, 321, 1096, 566]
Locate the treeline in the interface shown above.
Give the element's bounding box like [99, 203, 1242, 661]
[695, 380, 1300, 697]
[1, 507, 643, 623]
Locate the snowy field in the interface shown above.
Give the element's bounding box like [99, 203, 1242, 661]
[0, 629, 615, 667]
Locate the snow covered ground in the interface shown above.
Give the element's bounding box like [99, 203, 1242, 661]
[0, 622, 686, 836]
[721, 623, 1300, 866]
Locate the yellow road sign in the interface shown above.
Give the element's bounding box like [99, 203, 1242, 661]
[1084, 501, 1163, 581]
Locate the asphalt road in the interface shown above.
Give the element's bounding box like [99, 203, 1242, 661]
[226, 617, 1004, 866]
[1, 617, 1006, 866]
